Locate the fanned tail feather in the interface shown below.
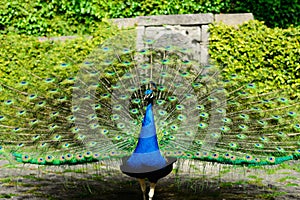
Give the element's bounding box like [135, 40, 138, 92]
[0, 29, 299, 167]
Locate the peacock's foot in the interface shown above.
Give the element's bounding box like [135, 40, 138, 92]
[148, 182, 156, 200]
[138, 178, 147, 199]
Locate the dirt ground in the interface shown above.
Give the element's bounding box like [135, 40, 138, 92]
[0, 158, 299, 200]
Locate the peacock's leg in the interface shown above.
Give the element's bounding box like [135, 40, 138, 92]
[138, 178, 146, 199]
[148, 182, 156, 200]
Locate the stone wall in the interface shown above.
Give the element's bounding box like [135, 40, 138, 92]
[112, 13, 253, 64]
[39, 13, 253, 65]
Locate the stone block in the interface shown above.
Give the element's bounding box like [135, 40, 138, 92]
[142, 25, 201, 62]
[138, 14, 213, 26]
[136, 26, 145, 50]
[201, 25, 210, 43]
[215, 13, 254, 26]
[111, 18, 138, 28]
[200, 44, 209, 65]
[145, 26, 200, 45]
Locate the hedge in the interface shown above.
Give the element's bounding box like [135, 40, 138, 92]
[209, 20, 300, 98]
[0, 0, 299, 36]
[231, 0, 299, 29]
[1, 20, 299, 99]
[0, 21, 119, 101]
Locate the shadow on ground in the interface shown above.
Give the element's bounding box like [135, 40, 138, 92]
[0, 159, 299, 200]
[0, 172, 280, 200]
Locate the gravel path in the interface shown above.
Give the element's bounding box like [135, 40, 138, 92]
[0, 158, 299, 200]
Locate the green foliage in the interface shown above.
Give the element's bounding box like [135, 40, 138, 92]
[0, 0, 229, 36]
[0, 21, 119, 101]
[0, 22, 120, 144]
[209, 20, 300, 98]
[0, 0, 298, 36]
[0, 193, 17, 198]
[0, 0, 108, 36]
[230, 0, 300, 28]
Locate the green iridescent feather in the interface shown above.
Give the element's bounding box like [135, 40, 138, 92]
[0, 30, 299, 168]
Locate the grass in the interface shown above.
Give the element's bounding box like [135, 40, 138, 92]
[23, 175, 44, 181]
[285, 183, 299, 187]
[0, 177, 15, 187]
[255, 191, 287, 199]
[220, 180, 247, 187]
[278, 176, 298, 182]
[269, 162, 300, 173]
[63, 168, 88, 173]
[219, 168, 231, 175]
[0, 177, 12, 183]
[246, 176, 264, 187]
[0, 193, 18, 198]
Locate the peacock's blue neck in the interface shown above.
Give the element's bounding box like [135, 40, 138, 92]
[134, 103, 159, 153]
[125, 101, 166, 172]
[142, 103, 153, 127]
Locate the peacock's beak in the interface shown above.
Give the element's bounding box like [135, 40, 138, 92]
[144, 93, 152, 101]
[143, 95, 148, 100]
[144, 89, 154, 101]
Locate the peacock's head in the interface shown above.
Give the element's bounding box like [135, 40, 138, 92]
[144, 89, 154, 102]
[144, 82, 156, 105]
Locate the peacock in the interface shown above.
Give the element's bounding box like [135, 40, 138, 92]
[0, 29, 299, 200]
